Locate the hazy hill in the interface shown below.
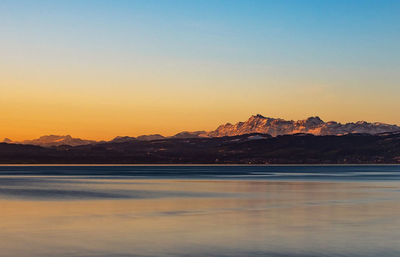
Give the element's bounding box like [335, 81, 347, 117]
[3, 135, 96, 147]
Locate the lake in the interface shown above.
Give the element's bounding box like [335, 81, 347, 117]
[0, 165, 400, 257]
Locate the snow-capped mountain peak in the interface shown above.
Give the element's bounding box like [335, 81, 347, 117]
[206, 115, 400, 137]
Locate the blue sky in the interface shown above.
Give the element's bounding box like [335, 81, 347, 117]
[1, 0, 399, 139]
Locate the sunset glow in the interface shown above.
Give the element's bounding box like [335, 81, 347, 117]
[1, 1, 399, 140]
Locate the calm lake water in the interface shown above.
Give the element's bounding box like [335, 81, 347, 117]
[1, 165, 400, 257]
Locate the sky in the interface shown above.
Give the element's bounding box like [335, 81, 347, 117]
[1, 0, 399, 140]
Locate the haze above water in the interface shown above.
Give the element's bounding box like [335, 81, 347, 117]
[1, 165, 400, 257]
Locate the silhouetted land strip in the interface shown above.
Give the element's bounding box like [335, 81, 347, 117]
[1, 132, 400, 164]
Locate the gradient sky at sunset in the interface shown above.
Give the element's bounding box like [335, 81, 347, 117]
[1, 0, 400, 140]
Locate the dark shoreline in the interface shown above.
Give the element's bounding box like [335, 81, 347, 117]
[1, 132, 400, 164]
[1, 162, 400, 165]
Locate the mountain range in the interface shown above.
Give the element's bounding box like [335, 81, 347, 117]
[3, 114, 400, 147]
[207, 114, 400, 137]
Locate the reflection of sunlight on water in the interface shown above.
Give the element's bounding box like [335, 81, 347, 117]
[0, 177, 400, 256]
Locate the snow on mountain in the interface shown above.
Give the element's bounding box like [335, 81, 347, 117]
[206, 114, 400, 137]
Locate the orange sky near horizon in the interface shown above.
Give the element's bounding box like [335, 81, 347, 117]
[1, 75, 399, 141]
[1, 60, 400, 141]
[1, 50, 399, 141]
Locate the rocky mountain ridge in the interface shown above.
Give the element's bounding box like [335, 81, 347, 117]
[207, 114, 400, 137]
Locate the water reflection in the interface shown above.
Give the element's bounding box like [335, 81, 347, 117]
[0, 176, 400, 256]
